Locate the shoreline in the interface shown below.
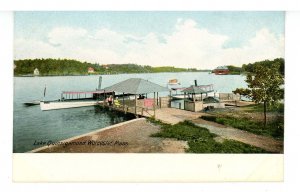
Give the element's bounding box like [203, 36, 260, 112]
[29, 118, 144, 153]
[14, 71, 212, 77]
[29, 117, 188, 153]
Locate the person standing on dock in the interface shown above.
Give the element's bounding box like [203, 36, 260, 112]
[107, 95, 113, 106]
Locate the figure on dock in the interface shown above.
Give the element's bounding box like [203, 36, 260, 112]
[107, 95, 113, 106]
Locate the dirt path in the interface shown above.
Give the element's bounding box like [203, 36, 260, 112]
[32, 118, 188, 153]
[145, 108, 203, 124]
[191, 118, 283, 153]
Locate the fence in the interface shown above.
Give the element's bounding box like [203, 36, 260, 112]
[218, 93, 241, 101]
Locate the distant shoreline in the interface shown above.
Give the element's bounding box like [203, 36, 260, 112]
[14, 71, 213, 77]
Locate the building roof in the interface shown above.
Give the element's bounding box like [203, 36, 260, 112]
[181, 85, 208, 94]
[62, 90, 112, 95]
[215, 66, 229, 70]
[104, 78, 170, 94]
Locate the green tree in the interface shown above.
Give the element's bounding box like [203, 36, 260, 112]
[234, 63, 284, 127]
[232, 88, 251, 98]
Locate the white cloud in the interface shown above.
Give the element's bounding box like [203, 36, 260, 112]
[14, 19, 284, 69]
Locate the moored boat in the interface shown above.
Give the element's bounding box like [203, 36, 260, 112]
[40, 99, 102, 111]
[40, 90, 112, 111]
[213, 66, 230, 75]
[168, 79, 180, 85]
[24, 100, 40, 106]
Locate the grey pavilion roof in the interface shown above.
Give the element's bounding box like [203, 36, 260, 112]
[103, 78, 170, 94]
[181, 85, 207, 94]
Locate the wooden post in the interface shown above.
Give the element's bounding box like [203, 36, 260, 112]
[103, 91, 106, 106]
[153, 92, 156, 119]
[156, 92, 158, 105]
[159, 97, 161, 108]
[122, 92, 125, 112]
[134, 94, 137, 115]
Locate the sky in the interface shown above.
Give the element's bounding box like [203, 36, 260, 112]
[14, 11, 285, 69]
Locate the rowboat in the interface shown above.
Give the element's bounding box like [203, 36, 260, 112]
[24, 100, 40, 106]
[168, 79, 180, 85]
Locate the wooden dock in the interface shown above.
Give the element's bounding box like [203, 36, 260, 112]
[101, 102, 203, 125]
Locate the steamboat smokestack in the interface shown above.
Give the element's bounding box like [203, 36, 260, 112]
[98, 76, 102, 90]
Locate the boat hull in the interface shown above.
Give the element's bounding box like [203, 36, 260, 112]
[24, 100, 40, 106]
[40, 100, 103, 111]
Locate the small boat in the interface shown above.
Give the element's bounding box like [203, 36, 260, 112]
[168, 79, 180, 85]
[24, 100, 40, 106]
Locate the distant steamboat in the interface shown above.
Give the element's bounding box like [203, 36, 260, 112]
[213, 66, 229, 75]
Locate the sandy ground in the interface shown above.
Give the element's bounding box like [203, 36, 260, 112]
[34, 118, 188, 153]
[147, 108, 203, 124]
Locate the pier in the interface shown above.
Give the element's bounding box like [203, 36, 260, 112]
[96, 78, 251, 123]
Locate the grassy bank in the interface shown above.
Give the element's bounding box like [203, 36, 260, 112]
[149, 119, 268, 153]
[242, 103, 284, 113]
[201, 114, 283, 140]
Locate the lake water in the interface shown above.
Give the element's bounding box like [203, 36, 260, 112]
[13, 72, 247, 152]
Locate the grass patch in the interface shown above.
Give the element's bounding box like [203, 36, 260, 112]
[150, 120, 268, 153]
[241, 103, 284, 113]
[201, 115, 284, 140]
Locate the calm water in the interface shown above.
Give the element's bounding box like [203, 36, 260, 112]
[13, 72, 247, 152]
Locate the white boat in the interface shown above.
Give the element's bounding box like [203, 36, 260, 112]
[40, 100, 103, 111]
[40, 90, 112, 111]
[168, 79, 180, 85]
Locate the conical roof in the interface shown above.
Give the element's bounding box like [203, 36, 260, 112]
[181, 85, 206, 94]
[104, 78, 170, 94]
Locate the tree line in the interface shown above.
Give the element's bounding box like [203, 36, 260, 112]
[14, 58, 199, 76]
[227, 58, 284, 76]
[14, 58, 284, 76]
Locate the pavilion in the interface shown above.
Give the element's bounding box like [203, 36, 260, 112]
[103, 78, 170, 117]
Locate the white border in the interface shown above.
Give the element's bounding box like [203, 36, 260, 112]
[1, 8, 300, 192]
[0, 0, 298, 11]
